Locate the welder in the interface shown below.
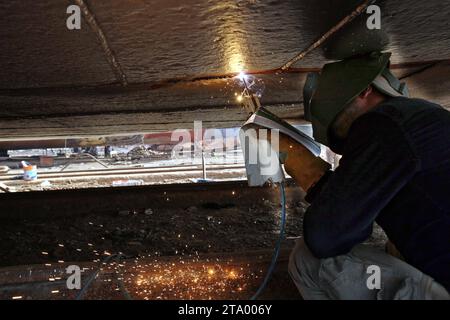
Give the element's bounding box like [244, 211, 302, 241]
[279, 51, 450, 299]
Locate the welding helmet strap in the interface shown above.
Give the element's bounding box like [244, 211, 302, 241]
[380, 68, 410, 97]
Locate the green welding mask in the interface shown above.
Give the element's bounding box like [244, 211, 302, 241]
[305, 52, 408, 148]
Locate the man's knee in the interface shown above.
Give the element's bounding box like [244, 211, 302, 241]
[288, 239, 321, 286]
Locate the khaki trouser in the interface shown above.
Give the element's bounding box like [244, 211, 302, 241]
[288, 239, 450, 300]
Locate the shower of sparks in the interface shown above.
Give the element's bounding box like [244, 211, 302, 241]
[6, 257, 267, 300]
[234, 70, 265, 103]
[101, 257, 264, 300]
[10, 204, 275, 300]
[27, 236, 267, 300]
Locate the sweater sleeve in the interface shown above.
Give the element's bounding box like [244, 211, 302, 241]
[303, 113, 420, 258]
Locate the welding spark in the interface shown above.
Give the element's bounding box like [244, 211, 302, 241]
[234, 70, 265, 102]
[237, 71, 247, 82]
[113, 258, 256, 300]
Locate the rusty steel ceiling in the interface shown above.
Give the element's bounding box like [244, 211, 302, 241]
[0, 0, 449, 139]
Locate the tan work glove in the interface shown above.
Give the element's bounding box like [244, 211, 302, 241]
[254, 127, 331, 192]
[280, 133, 330, 191]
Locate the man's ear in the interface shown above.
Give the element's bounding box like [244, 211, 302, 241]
[359, 86, 373, 99]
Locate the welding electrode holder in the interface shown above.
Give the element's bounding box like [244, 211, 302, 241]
[241, 91, 262, 115]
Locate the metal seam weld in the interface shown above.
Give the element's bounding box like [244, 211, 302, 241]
[399, 62, 440, 80]
[279, 0, 376, 71]
[74, 0, 128, 86]
[1, 59, 448, 96]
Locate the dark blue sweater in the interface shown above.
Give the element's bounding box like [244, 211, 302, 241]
[304, 97, 450, 292]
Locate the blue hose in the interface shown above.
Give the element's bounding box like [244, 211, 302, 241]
[250, 182, 287, 300]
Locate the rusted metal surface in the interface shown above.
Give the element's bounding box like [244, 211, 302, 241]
[1, 63, 449, 140]
[0, 1, 449, 139]
[0, 179, 304, 219]
[1, 1, 448, 87]
[74, 0, 128, 86]
[280, 0, 374, 70]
